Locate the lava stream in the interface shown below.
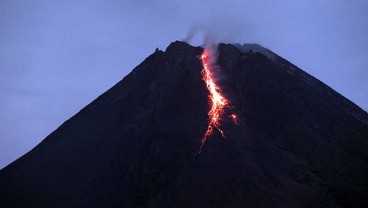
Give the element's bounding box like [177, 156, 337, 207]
[199, 48, 237, 153]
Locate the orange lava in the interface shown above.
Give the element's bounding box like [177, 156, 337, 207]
[230, 114, 238, 125]
[199, 48, 237, 153]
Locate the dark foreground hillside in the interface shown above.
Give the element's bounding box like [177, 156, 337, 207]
[1, 41, 367, 207]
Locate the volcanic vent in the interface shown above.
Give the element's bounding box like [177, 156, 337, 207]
[1, 41, 368, 208]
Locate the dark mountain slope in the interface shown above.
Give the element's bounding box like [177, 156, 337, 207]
[0, 41, 367, 208]
[218, 43, 368, 207]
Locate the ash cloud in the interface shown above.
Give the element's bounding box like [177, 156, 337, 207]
[182, 14, 248, 47]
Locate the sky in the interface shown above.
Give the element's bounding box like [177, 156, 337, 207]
[0, 0, 367, 169]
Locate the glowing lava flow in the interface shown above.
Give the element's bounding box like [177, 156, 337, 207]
[199, 48, 237, 153]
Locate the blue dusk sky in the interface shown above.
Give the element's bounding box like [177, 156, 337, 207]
[0, 0, 367, 169]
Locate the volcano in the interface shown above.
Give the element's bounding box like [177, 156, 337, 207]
[1, 41, 368, 208]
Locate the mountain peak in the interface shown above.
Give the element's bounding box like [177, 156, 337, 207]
[1, 41, 367, 207]
[165, 40, 195, 53]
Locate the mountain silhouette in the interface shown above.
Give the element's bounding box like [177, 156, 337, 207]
[1, 41, 367, 208]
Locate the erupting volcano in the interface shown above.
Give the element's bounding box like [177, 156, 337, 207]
[199, 48, 237, 152]
[1, 41, 368, 208]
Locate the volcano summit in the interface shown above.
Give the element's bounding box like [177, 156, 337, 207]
[0, 41, 367, 208]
